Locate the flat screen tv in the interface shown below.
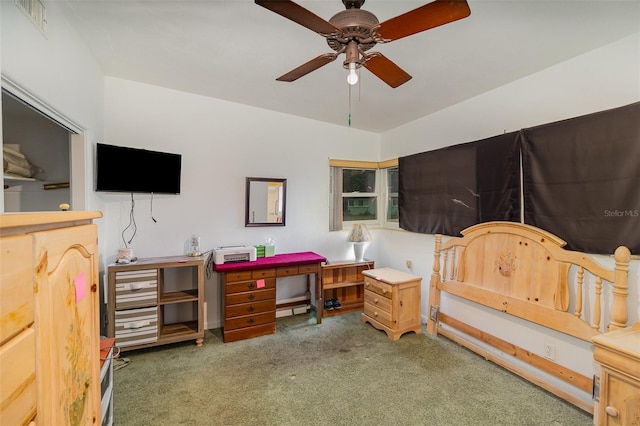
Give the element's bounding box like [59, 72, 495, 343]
[96, 143, 182, 194]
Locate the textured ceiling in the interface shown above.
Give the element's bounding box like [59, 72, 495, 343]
[57, 0, 640, 133]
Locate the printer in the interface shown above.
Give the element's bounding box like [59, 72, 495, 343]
[212, 245, 257, 264]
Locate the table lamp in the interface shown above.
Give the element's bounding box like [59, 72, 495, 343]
[347, 223, 371, 262]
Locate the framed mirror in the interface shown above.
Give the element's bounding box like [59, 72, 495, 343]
[245, 177, 287, 227]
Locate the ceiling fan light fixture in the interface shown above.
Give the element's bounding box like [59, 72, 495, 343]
[347, 62, 358, 85]
[256, 0, 471, 88]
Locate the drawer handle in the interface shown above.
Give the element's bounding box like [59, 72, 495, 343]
[365, 282, 370, 287]
[605, 406, 619, 417]
[248, 294, 255, 301]
[374, 311, 379, 317]
[382, 289, 387, 294]
[248, 283, 255, 289]
[248, 306, 255, 312]
[125, 283, 145, 291]
[124, 320, 150, 329]
[374, 298, 379, 304]
[247, 318, 255, 324]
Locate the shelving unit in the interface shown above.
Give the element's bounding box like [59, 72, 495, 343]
[318, 260, 374, 324]
[107, 254, 207, 351]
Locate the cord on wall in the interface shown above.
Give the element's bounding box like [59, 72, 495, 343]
[121, 193, 137, 247]
[150, 192, 157, 223]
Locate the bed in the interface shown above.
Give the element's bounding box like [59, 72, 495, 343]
[426, 221, 631, 413]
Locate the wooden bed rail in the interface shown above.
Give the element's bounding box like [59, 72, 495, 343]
[425, 222, 631, 412]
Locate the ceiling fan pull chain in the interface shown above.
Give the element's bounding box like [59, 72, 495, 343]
[348, 83, 352, 126]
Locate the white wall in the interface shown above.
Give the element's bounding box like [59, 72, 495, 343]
[101, 77, 381, 328]
[378, 33, 640, 407]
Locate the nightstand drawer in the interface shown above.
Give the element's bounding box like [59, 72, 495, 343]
[364, 301, 393, 328]
[114, 306, 158, 348]
[364, 276, 392, 299]
[364, 290, 391, 313]
[114, 269, 158, 309]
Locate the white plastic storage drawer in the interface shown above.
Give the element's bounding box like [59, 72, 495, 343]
[114, 306, 158, 348]
[114, 269, 158, 309]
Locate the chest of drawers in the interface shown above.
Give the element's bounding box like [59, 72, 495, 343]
[223, 269, 277, 342]
[361, 268, 422, 340]
[1, 211, 101, 425]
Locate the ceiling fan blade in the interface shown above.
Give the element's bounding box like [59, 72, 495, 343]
[378, 0, 471, 42]
[276, 53, 338, 82]
[364, 53, 412, 88]
[255, 0, 341, 35]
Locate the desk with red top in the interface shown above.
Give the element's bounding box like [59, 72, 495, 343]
[214, 251, 326, 342]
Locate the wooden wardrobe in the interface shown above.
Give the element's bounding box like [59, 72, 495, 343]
[1, 211, 102, 425]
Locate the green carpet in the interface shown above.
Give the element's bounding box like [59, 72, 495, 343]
[113, 312, 592, 426]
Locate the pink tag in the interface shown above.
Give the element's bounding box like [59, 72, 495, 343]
[256, 279, 265, 288]
[74, 272, 87, 302]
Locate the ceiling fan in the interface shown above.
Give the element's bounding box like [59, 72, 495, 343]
[255, 0, 471, 88]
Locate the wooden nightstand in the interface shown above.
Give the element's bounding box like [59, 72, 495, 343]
[592, 322, 640, 426]
[361, 268, 422, 340]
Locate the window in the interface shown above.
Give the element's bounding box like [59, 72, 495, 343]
[342, 168, 377, 222]
[329, 159, 398, 231]
[385, 166, 399, 225]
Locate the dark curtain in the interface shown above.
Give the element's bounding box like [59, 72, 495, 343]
[521, 102, 640, 254]
[399, 132, 520, 236]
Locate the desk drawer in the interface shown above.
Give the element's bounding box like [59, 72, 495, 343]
[364, 290, 391, 314]
[226, 271, 252, 282]
[114, 269, 158, 309]
[364, 276, 392, 299]
[226, 288, 276, 306]
[114, 307, 158, 348]
[277, 266, 299, 277]
[226, 278, 276, 295]
[226, 300, 275, 318]
[253, 269, 275, 279]
[224, 311, 275, 331]
[364, 301, 393, 328]
[299, 264, 319, 274]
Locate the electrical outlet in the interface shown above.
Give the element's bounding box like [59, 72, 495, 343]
[406, 259, 413, 268]
[543, 342, 556, 360]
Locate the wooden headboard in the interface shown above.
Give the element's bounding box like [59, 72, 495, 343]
[426, 221, 631, 412]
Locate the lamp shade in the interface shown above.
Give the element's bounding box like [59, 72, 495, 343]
[347, 223, 371, 243]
